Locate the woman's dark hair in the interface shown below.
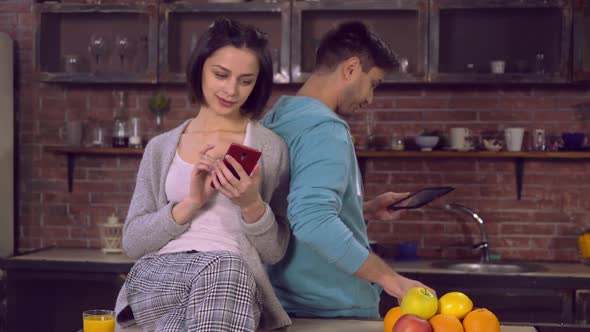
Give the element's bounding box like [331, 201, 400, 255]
[186, 17, 272, 118]
[315, 21, 399, 73]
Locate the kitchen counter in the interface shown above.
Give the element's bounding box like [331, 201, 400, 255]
[2, 248, 589, 278]
[0, 248, 134, 273]
[389, 259, 590, 278]
[3, 249, 589, 331]
[109, 319, 581, 332]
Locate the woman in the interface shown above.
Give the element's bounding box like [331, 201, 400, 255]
[114, 18, 291, 332]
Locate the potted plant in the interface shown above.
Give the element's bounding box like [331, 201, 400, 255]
[148, 91, 171, 128]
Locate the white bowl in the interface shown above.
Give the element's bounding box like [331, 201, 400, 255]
[415, 136, 439, 151]
[483, 139, 503, 152]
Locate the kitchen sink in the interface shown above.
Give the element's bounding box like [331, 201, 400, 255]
[430, 260, 547, 273]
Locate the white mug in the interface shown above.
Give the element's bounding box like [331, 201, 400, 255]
[490, 60, 506, 74]
[504, 127, 525, 151]
[450, 127, 471, 151]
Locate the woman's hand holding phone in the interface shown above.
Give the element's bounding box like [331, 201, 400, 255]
[211, 155, 265, 223]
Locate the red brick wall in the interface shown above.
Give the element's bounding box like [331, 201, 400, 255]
[4, 1, 589, 262]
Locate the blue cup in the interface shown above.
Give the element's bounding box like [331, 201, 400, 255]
[562, 132, 586, 151]
[397, 242, 418, 261]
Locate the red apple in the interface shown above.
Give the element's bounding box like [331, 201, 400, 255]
[392, 314, 433, 332]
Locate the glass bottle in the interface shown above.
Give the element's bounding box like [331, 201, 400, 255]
[128, 117, 143, 149]
[112, 91, 129, 148]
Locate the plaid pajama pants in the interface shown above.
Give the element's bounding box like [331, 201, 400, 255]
[124, 250, 263, 332]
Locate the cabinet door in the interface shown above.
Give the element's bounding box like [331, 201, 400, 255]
[159, 1, 291, 84]
[575, 289, 590, 324]
[0, 269, 6, 332]
[291, 0, 428, 83]
[33, 3, 159, 83]
[429, 0, 571, 83]
[446, 287, 572, 324]
[573, 0, 590, 81]
[6, 270, 126, 332]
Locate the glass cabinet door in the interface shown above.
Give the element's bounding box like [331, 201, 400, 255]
[573, 0, 590, 81]
[159, 1, 291, 84]
[291, 0, 429, 83]
[576, 289, 590, 324]
[429, 0, 571, 83]
[33, 3, 158, 83]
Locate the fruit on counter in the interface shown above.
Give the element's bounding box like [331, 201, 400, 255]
[393, 314, 433, 332]
[462, 308, 500, 332]
[437, 291, 473, 320]
[429, 313, 464, 332]
[383, 306, 403, 332]
[385, 291, 501, 332]
[400, 287, 438, 320]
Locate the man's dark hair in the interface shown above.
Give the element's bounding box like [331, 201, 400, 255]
[186, 17, 272, 118]
[315, 21, 399, 74]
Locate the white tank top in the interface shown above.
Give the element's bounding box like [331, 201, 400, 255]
[158, 122, 253, 255]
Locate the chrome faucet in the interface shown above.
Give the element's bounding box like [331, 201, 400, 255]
[445, 203, 490, 263]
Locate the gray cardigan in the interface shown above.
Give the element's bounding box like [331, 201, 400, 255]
[115, 120, 292, 330]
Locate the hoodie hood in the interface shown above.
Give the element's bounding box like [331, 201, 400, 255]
[262, 96, 349, 145]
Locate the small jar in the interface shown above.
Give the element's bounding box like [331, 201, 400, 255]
[88, 125, 106, 147]
[391, 134, 405, 151]
[63, 54, 80, 73]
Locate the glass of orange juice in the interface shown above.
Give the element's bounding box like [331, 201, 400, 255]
[83, 309, 116, 332]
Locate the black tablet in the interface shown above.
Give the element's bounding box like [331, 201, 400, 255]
[388, 186, 454, 210]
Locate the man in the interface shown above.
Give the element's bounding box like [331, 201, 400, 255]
[261, 21, 435, 318]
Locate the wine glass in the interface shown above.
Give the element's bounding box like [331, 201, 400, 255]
[88, 34, 108, 73]
[115, 34, 133, 70]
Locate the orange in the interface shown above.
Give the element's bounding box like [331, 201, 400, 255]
[438, 292, 473, 320]
[462, 308, 501, 332]
[429, 313, 464, 332]
[383, 306, 403, 332]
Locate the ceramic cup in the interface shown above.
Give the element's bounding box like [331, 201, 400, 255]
[450, 127, 472, 151]
[504, 127, 525, 152]
[561, 132, 586, 151]
[397, 242, 418, 261]
[490, 60, 506, 74]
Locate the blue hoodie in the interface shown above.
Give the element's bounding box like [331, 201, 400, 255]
[262, 96, 381, 318]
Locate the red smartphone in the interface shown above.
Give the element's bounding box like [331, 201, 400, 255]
[211, 143, 262, 187]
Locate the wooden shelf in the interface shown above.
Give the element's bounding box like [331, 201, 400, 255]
[46, 146, 590, 196]
[45, 146, 144, 192]
[356, 149, 590, 200]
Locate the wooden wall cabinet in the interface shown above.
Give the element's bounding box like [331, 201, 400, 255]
[291, 0, 429, 83]
[429, 0, 572, 83]
[34, 0, 580, 85]
[159, 1, 291, 84]
[34, 3, 159, 83]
